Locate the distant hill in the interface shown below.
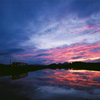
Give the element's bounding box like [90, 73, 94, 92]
[63, 62, 69, 65]
[49, 62, 69, 66]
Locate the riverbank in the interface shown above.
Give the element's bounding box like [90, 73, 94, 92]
[0, 62, 100, 77]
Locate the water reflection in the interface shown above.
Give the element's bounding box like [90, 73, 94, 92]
[11, 73, 28, 80]
[31, 69, 100, 88]
[26, 69, 100, 100]
[43, 69, 100, 87]
[1, 68, 100, 100]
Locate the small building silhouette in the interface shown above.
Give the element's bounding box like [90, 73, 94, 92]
[11, 62, 28, 67]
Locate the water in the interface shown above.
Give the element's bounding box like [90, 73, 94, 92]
[0, 68, 100, 100]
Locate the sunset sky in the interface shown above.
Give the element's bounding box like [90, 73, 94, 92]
[0, 0, 100, 65]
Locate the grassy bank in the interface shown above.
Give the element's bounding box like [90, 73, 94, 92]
[0, 65, 46, 77]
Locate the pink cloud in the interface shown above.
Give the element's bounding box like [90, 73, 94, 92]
[69, 24, 100, 34]
[12, 42, 100, 64]
[42, 43, 100, 64]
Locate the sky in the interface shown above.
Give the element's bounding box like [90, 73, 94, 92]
[0, 0, 100, 65]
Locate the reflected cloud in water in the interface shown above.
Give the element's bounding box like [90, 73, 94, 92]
[1, 68, 100, 100]
[36, 69, 100, 88]
[31, 69, 100, 100]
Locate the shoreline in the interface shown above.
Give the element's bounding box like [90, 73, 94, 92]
[0, 62, 100, 77]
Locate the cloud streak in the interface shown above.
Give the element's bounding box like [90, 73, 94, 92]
[0, 48, 25, 56]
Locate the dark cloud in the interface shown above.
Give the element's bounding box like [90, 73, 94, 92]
[56, 45, 68, 49]
[27, 57, 54, 65]
[35, 53, 52, 57]
[0, 48, 25, 56]
[0, 0, 44, 47]
[69, 0, 100, 18]
[0, 0, 40, 23]
[71, 56, 83, 59]
[0, 0, 64, 51]
[0, 0, 62, 26]
[89, 47, 100, 52]
[80, 52, 86, 55]
[86, 19, 97, 27]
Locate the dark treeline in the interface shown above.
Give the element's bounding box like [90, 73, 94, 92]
[48, 62, 100, 70]
[0, 62, 100, 77]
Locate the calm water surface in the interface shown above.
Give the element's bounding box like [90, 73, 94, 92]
[0, 68, 100, 100]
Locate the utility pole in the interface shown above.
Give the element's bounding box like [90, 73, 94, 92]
[10, 59, 11, 65]
[9, 59, 11, 83]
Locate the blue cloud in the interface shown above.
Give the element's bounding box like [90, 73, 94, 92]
[69, 0, 100, 18]
[86, 19, 97, 27]
[89, 47, 100, 52]
[80, 52, 86, 55]
[71, 56, 83, 59]
[35, 53, 52, 57]
[27, 57, 54, 65]
[0, 48, 25, 56]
